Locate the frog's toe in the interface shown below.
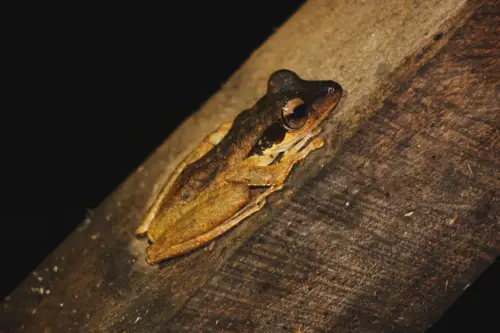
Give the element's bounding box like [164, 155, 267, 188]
[310, 136, 325, 149]
[312, 126, 322, 136]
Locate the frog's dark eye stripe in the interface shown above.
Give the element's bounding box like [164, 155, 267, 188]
[248, 122, 286, 156]
[281, 97, 308, 130]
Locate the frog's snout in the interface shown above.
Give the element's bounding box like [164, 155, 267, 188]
[319, 80, 343, 98]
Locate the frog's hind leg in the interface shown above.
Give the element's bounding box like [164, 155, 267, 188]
[146, 184, 280, 264]
[136, 121, 233, 235]
[146, 182, 250, 263]
[146, 199, 266, 264]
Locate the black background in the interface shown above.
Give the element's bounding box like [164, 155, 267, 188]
[2, 3, 498, 332]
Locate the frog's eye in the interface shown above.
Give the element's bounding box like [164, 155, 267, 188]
[281, 98, 308, 130]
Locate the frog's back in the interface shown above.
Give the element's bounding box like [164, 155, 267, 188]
[167, 97, 276, 203]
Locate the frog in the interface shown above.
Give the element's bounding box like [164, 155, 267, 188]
[136, 69, 343, 264]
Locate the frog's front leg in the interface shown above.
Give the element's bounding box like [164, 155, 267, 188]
[284, 127, 322, 156]
[227, 136, 324, 186]
[218, 136, 324, 231]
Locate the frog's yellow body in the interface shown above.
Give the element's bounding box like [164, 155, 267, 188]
[136, 69, 343, 264]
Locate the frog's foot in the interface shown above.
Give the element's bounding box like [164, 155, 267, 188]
[285, 134, 324, 164]
[308, 136, 324, 150]
[287, 126, 323, 156]
[208, 121, 233, 145]
[286, 135, 312, 156]
[136, 219, 152, 236]
[311, 126, 322, 136]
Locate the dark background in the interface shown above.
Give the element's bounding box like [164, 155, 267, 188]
[2, 3, 497, 332]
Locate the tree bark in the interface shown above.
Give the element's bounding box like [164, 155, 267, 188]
[2, 0, 499, 332]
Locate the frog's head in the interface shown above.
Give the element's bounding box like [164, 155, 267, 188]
[269, 69, 342, 131]
[258, 69, 343, 155]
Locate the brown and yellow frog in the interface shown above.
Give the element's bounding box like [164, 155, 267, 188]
[136, 69, 343, 264]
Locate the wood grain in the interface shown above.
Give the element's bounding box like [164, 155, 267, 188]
[2, 0, 498, 332]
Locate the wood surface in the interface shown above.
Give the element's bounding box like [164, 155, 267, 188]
[2, 0, 499, 332]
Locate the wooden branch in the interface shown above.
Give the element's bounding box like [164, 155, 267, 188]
[3, 0, 499, 332]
